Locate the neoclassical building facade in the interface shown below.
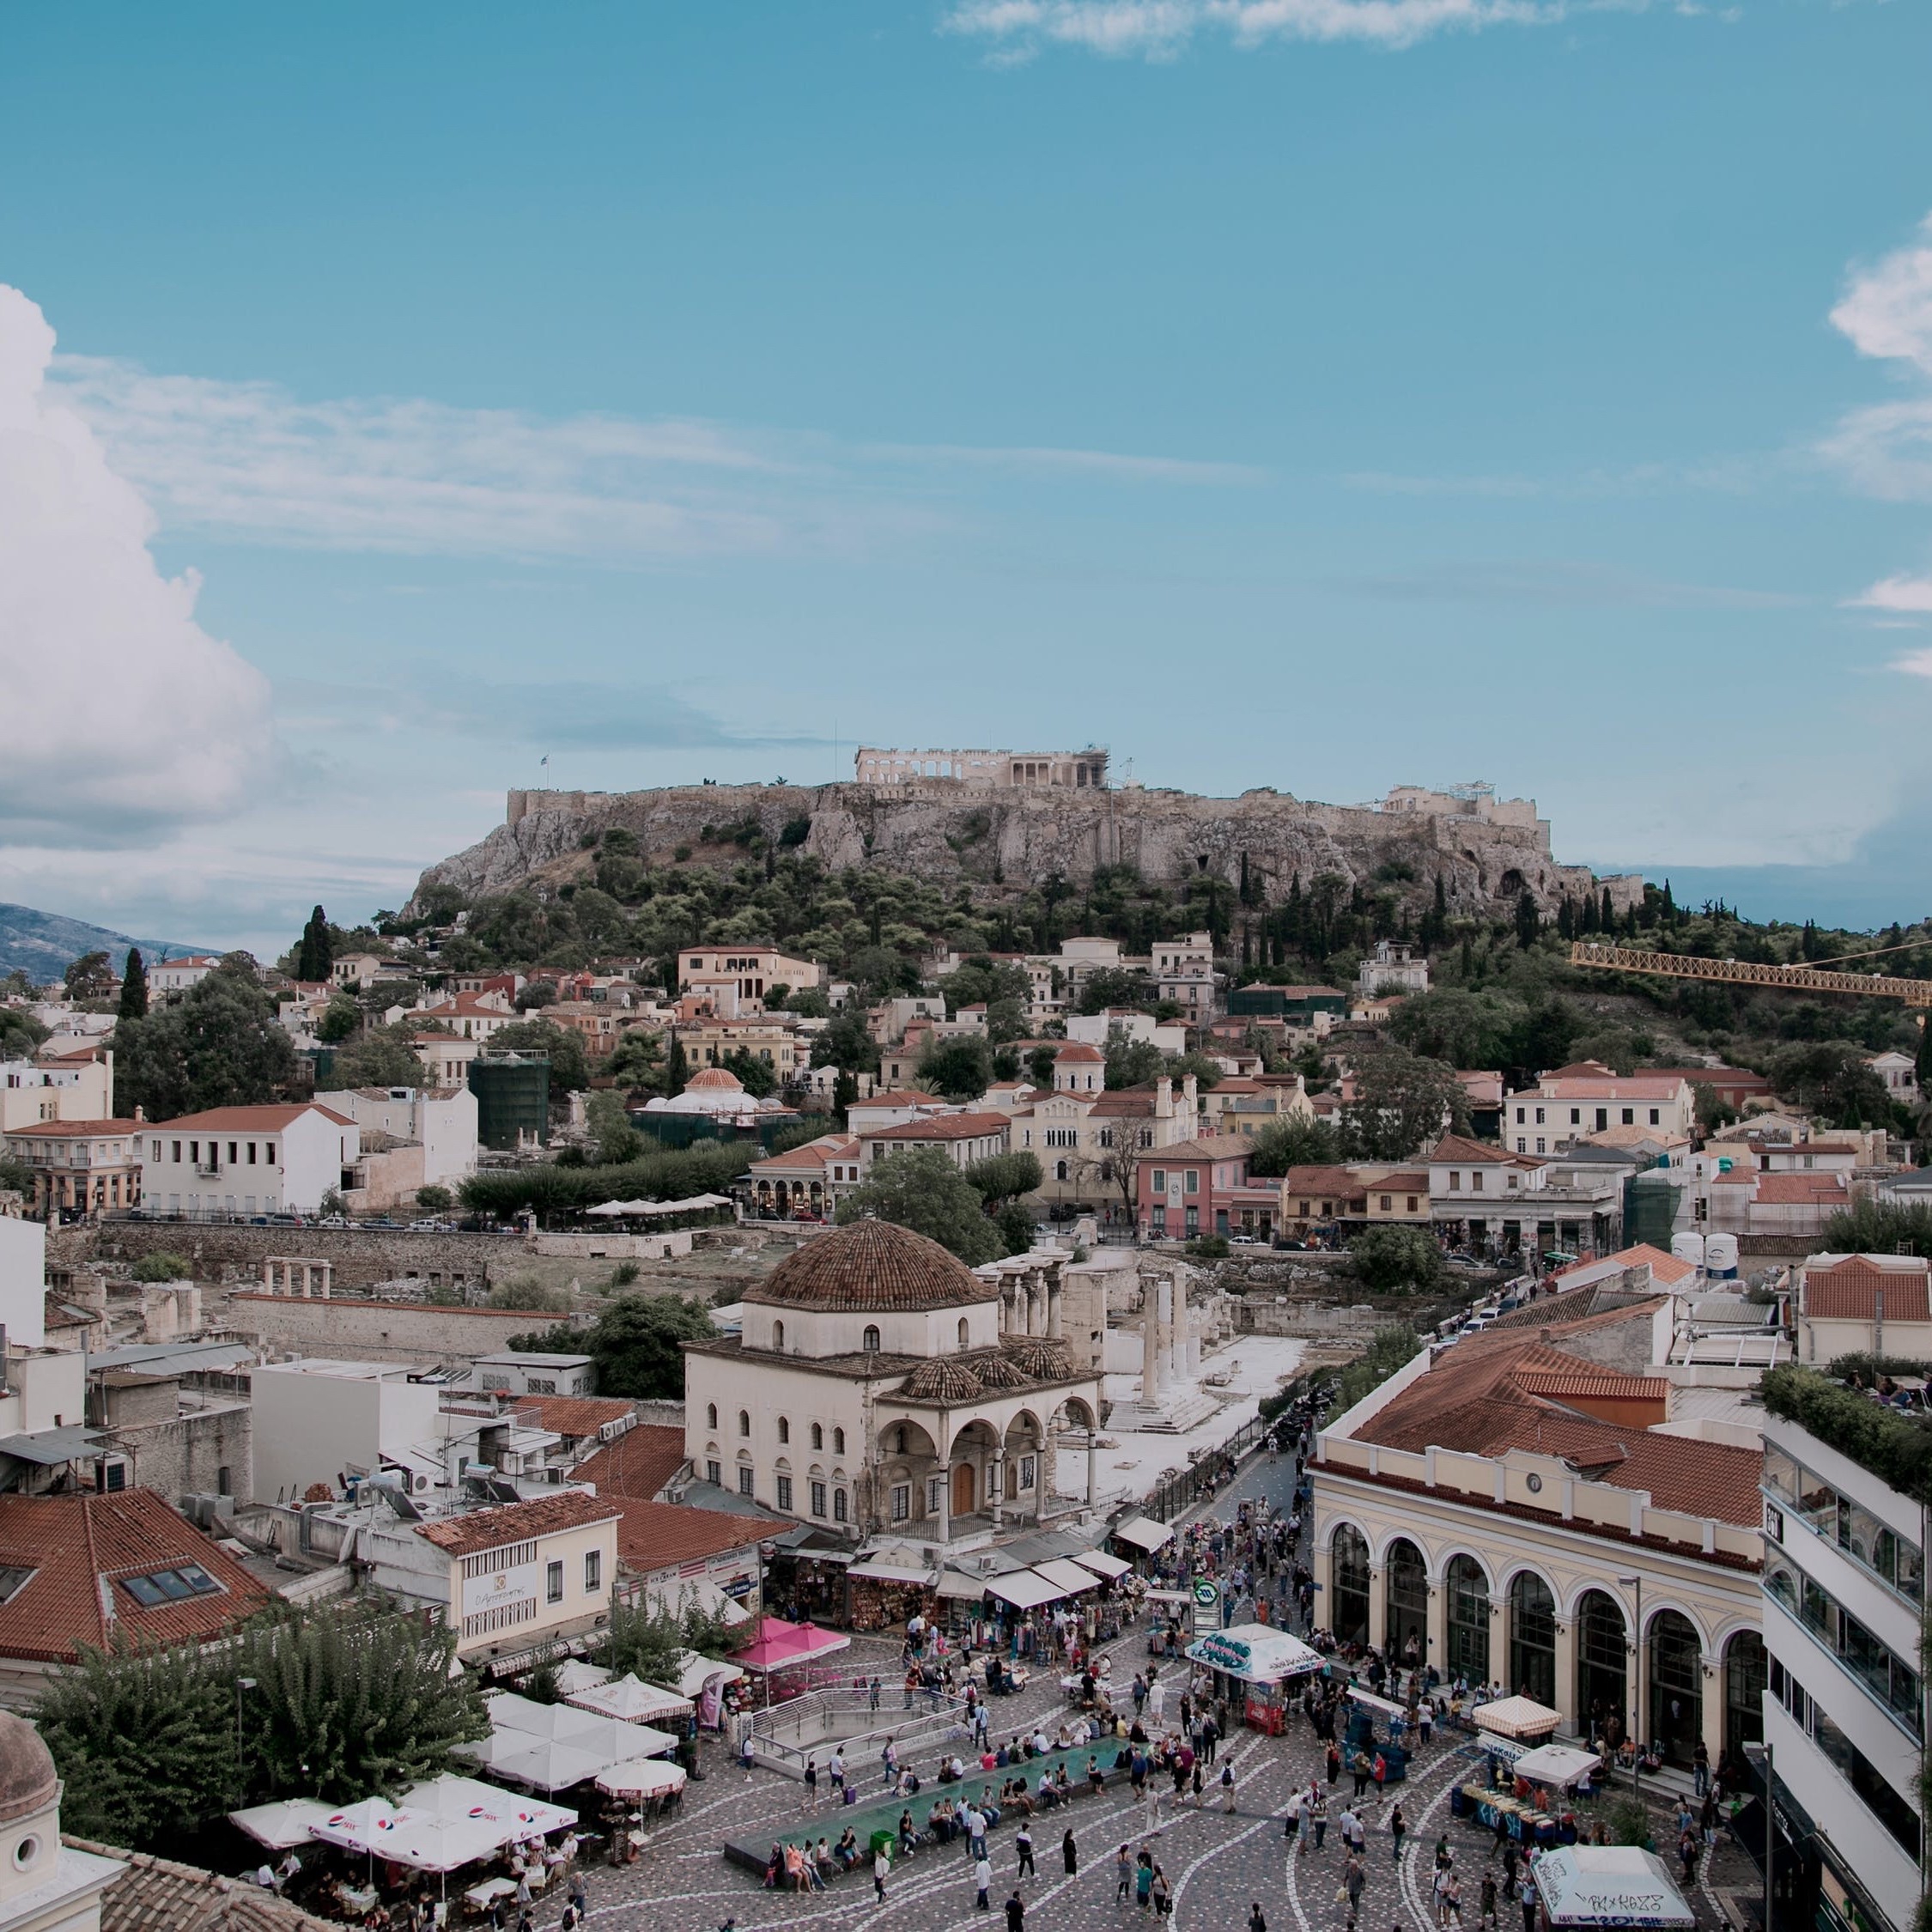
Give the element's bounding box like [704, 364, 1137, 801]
[683, 1220, 1106, 1546]
[1311, 1309, 1767, 1773]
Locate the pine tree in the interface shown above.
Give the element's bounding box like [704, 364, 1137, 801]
[1557, 898, 1575, 940]
[295, 905, 332, 982]
[118, 948, 148, 1020]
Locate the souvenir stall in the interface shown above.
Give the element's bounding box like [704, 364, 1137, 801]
[1451, 1696, 1572, 1843]
[1530, 1846, 1696, 1931]
[1340, 1684, 1413, 1780]
[1183, 1623, 1324, 1735]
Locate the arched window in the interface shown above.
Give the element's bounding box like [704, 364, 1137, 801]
[833, 1487, 848, 1522]
[706, 1403, 717, 1429]
[777, 1417, 790, 1444]
[1508, 1572, 1556, 1706]
[957, 1317, 970, 1346]
[894, 1426, 908, 1455]
[773, 1320, 785, 1350]
[863, 1325, 881, 1352]
[833, 1428, 846, 1455]
[738, 1409, 750, 1437]
[1055, 1160, 1069, 1182]
[1575, 1589, 1627, 1744]
[1648, 1609, 1703, 1767]
[1724, 1630, 1766, 1765]
[811, 1423, 823, 1450]
[1444, 1555, 1491, 1683]
[1330, 1524, 1370, 1649]
[1385, 1539, 1427, 1663]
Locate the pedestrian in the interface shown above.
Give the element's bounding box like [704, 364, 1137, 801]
[1007, 1893, 1026, 1932]
[1352, 1749, 1371, 1799]
[1693, 1740, 1710, 1798]
[1346, 1856, 1366, 1916]
[1017, 1824, 1036, 1877]
[975, 1853, 993, 1911]
[1221, 1762, 1237, 1813]
[804, 1756, 818, 1810]
[1151, 1865, 1171, 1918]
[1117, 1844, 1134, 1904]
[1063, 1830, 1078, 1875]
[1327, 1741, 1341, 1787]
[1519, 1880, 1537, 1932]
[1136, 1854, 1155, 1911]
[1390, 1802, 1407, 1865]
[874, 1846, 890, 1901]
[871, 1675, 883, 1713]
[1251, 1905, 1268, 1932]
[1479, 1873, 1498, 1929]
[883, 1738, 899, 1786]
[1313, 1789, 1328, 1851]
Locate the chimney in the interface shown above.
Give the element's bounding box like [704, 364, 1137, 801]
[1156, 1078, 1172, 1121]
[1182, 1074, 1199, 1116]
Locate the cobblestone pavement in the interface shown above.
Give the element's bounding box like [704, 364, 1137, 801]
[568, 1458, 1754, 1932]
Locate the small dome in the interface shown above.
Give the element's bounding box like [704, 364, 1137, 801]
[0, 1711, 58, 1826]
[1005, 1338, 1073, 1381]
[685, 1067, 744, 1091]
[902, 1359, 986, 1400]
[748, 1219, 997, 1314]
[970, 1352, 1030, 1390]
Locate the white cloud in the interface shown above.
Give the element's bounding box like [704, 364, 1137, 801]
[940, 0, 1642, 58]
[1830, 216, 1932, 377]
[50, 356, 1255, 564]
[0, 286, 273, 847]
[1896, 649, 1932, 677]
[1851, 574, 1932, 614]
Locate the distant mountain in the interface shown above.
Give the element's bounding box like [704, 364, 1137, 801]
[0, 903, 210, 985]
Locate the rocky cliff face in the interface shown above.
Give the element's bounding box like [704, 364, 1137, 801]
[411, 782, 1635, 922]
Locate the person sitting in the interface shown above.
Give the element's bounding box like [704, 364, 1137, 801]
[898, 1810, 917, 1857]
[835, 1828, 860, 1869]
[816, 1838, 837, 1879]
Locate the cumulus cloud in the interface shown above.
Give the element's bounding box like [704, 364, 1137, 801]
[0, 286, 273, 846]
[940, 0, 1645, 59]
[50, 357, 1253, 563]
[1824, 217, 1932, 631]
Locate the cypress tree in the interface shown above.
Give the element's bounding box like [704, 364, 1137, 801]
[118, 948, 149, 1021]
[1600, 885, 1613, 933]
[295, 905, 332, 983]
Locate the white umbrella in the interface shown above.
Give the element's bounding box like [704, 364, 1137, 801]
[671, 1651, 744, 1699]
[375, 1815, 506, 1875]
[475, 1737, 614, 1794]
[228, 1798, 336, 1850]
[405, 1773, 577, 1838]
[594, 1759, 687, 1799]
[551, 1661, 613, 1698]
[564, 1674, 694, 1727]
[309, 1797, 422, 1857]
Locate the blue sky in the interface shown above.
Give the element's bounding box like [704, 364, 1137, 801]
[2, 0, 1929, 953]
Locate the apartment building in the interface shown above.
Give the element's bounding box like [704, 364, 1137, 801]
[143, 1103, 360, 1218]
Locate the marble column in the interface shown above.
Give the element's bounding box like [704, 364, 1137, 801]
[1182, 1296, 1200, 1378]
[1552, 1618, 1579, 1737]
[1425, 1579, 1448, 1674]
[1157, 1280, 1176, 1388]
[936, 1465, 951, 1545]
[1140, 1292, 1161, 1399]
[1698, 1654, 1724, 1772]
[1367, 1565, 1388, 1653]
[1048, 1278, 1064, 1339]
[1085, 1431, 1097, 1505]
[992, 1451, 1006, 1529]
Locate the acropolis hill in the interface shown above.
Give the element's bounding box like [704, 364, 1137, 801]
[411, 761, 1638, 921]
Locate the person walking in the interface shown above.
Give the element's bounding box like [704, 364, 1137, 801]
[873, 1846, 890, 1901]
[1250, 1905, 1268, 1932]
[1017, 1824, 1036, 1878]
[1352, 1749, 1371, 1800]
[975, 1853, 993, 1911]
[1116, 1844, 1133, 1905]
[1151, 1865, 1171, 1919]
[803, 1757, 819, 1811]
[1345, 1856, 1366, 1918]
[1312, 1787, 1328, 1851]
[1135, 1853, 1155, 1911]
[1327, 1741, 1341, 1788]
[1006, 1893, 1026, 1932]
[1221, 1762, 1237, 1814]
[1063, 1830, 1078, 1875]
[1389, 1802, 1407, 1866]
[1479, 1872, 1498, 1930]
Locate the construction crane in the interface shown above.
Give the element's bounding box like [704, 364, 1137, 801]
[1568, 940, 1932, 1008]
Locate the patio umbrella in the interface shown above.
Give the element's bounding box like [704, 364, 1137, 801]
[594, 1759, 687, 1800]
[405, 1772, 577, 1838]
[228, 1799, 335, 1850]
[564, 1674, 694, 1727]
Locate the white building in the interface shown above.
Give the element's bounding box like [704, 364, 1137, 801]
[0, 1712, 123, 1932]
[147, 954, 223, 995]
[142, 1103, 361, 1218]
[1357, 939, 1431, 998]
[315, 1084, 479, 1189]
[0, 1054, 113, 1135]
[1865, 1049, 1920, 1107]
[1510, 1064, 1697, 1154]
[1761, 1391, 1926, 1932]
[251, 1357, 455, 1504]
[1151, 932, 1218, 1022]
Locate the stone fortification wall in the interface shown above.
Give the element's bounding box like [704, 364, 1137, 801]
[225, 1291, 573, 1365]
[438, 781, 1632, 920]
[64, 1222, 517, 1292]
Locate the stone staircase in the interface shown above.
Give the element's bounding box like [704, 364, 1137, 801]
[1104, 1388, 1224, 1433]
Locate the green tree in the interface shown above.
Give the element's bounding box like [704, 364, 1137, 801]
[1690, 1082, 1737, 1137]
[721, 1046, 780, 1098]
[64, 951, 115, 1002]
[295, 904, 333, 982]
[1103, 1036, 1166, 1091]
[513, 1292, 716, 1398]
[1389, 987, 1525, 1071]
[117, 947, 149, 1021]
[586, 1088, 644, 1164]
[1341, 1046, 1469, 1161]
[1514, 889, 1540, 951]
[835, 1145, 1004, 1265]
[331, 1022, 432, 1089]
[1168, 1051, 1224, 1092]
[1076, 968, 1158, 1016]
[1244, 1116, 1344, 1177]
[965, 1150, 1044, 1204]
[131, 1251, 192, 1282]
[316, 995, 361, 1044]
[115, 959, 297, 1121]
[0, 1004, 48, 1060]
[487, 1274, 569, 1311]
[994, 1200, 1036, 1255]
[604, 1029, 664, 1091]
[1767, 1040, 1893, 1127]
[1348, 1225, 1444, 1293]
[811, 1009, 881, 1078]
[663, 1030, 690, 1097]
[1330, 1324, 1421, 1413]
[488, 1017, 590, 1100]
[416, 1184, 453, 1212]
[918, 1033, 993, 1102]
[1820, 1200, 1932, 1261]
[515, 979, 559, 1011]
[1917, 1018, 1932, 1098]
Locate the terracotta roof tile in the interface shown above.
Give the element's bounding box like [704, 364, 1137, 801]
[149, 1104, 355, 1132]
[572, 1424, 687, 1501]
[503, 1394, 635, 1442]
[862, 1113, 1011, 1142]
[1753, 1173, 1848, 1205]
[3, 1119, 139, 1139]
[1805, 1255, 1931, 1321]
[415, 1489, 618, 1558]
[745, 1219, 995, 1312]
[606, 1497, 778, 1574]
[1427, 1133, 1517, 1164]
[0, 1490, 273, 1664]
[69, 1838, 336, 1931]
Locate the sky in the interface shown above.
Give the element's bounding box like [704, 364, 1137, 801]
[2, 0, 1930, 957]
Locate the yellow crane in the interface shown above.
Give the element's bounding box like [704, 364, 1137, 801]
[1567, 940, 1932, 1008]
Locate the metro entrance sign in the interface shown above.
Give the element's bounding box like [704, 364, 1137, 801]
[1192, 1579, 1219, 1634]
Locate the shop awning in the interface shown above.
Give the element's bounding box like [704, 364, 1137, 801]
[1531, 1847, 1695, 1928]
[936, 1571, 992, 1600]
[848, 1559, 934, 1584]
[1033, 1558, 1103, 1596]
[984, 1569, 1066, 1611]
[566, 1674, 694, 1726]
[735, 1615, 851, 1674]
[671, 1651, 745, 1699]
[1111, 1516, 1173, 1552]
[1071, 1549, 1133, 1582]
[1473, 1694, 1562, 1741]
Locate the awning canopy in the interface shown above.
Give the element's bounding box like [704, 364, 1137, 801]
[1071, 1549, 1133, 1582]
[671, 1651, 745, 1698]
[551, 1661, 612, 1698]
[1112, 1516, 1173, 1552]
[984, 1569, 1065, 1611]
[734, 1616, 851, 1674]
[1032, 1558, 1103, 1596]
[229, 1800, 337, 1850]
[565, 1674, 694, 1727]
[1531, 1847, 1696, 1928]
[582, 1194, 734, 1218]
[646, 1576, 750, 1625]
[595, 1758, 688, 1800]
[936, 1571, 993, 1600]
[1510, 1744, 1605, 1789]
[1185, 1623, 1325, 1685]
[1473, 1694, 1563, 1741]
[848, 1559, 934, 1584]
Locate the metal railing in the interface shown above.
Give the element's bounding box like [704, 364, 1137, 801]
[1139, 1414, 1272, 1522]
[746, 1684, 975, 1776]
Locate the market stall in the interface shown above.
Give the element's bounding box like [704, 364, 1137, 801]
[1111, 1515, 1175, 1558]
[1184, 1623, 1324, 1735]
[1530, 1846, 1696, 1929]
[1510, 1744, 1605, 1795]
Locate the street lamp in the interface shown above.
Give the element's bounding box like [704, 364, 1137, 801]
[1615, 1575, 1643, 1804]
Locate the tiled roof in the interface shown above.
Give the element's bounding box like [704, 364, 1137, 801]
[1514, 1367, 1671, 1403]
[1054, 1043, 1105, 1062]
[606, 1497, 778, 1575]
[1283, 1166, 1366, 1198]
[572, 1423, 687, 1501]
[149, 1104, 354, 1132]
[1753, 1173, 1847, 1205]
[862, 1112, 1010, 1142]
[507, 1394, 636, 1441]
[1355, 1333, 1761, 1525]
[1805, 1255, 1932, 1322]
[415, 1489, 619, 1558]
[70, 1838, 336, 1931]
[750, 1133, 858, 1175]
[3, 1119, 138, 1139]
[1553, 1243, 1694, 1288]
[1140, 1134, 1253, 1161]
[746, 1218, 996, 1312]
[0, 1490, 273, 1664]
[902, 1358, 986, 1400]
[1534, 1072, 1691, 1100]
[1427, 1133, 1517, 1164]
[849, 1090, 943, 1108]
